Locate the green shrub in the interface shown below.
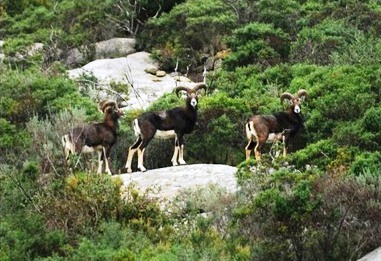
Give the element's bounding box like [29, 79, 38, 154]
[224, 22, 290, 70]
[256, 64, 293, 89]
[232, 164, 381, 260]
[37, 173, 164, 240]
[290, 19, 359, 65]
[0, 67, 96, 124]
[0, 118, 31, 165]
[290, 139, 337, 169]
[0, 164, 68, 261]
[290, 65, 377, 143]
[331, 34, 381, 66]
[138, 0, 236, 69]
[0, 213, 67, 261]
[255, 0, 301, 35]
[349, 151, 381, 175]
[332, 107, 381, 152]
[187, 93, 249, 165]
[169, 184, 236, 234]
[211, 65, 263, 98]
[362, 107, 381, 132]
[232, 167, 321, 260]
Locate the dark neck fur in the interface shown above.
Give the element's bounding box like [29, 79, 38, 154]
[104, 113, 119, 131]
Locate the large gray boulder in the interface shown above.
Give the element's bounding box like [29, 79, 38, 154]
[65, 48, 84, 67]
[68, 51, 193, 109]
[95, 38, 136, 59]
[65, 38, 136, 67]
[118, 164, 238, 201]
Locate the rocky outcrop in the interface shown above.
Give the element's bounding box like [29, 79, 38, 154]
[118, 164, 238, 201]
[95, 38, 136, 59]
[65, 38, 136, 67]
[68, 51, 195, 109]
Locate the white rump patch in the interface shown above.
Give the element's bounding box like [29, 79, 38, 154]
[245, 122, 257, 140]
[154, 130, 176, 139]
[62, 134, 75, 157]
[246, 122, 284, 143]
[81, 145, 103, 153]
[133, 119, 141, 136]
[267, 133, 284, 143]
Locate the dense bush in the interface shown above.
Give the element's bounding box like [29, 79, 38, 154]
[1, 159, 174, 259]
[233, 162, 381, 261]
[0, 118, 31, 166]
[0, 67, 96, 124]
[290, 19, 358, 65]
[0, 0, 184, 68]
[224, 22, 290, 70]
[137, 0, 237, 70]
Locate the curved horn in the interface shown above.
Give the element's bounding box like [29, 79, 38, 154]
[175, 86, 191, 97]
[193, 83, 207, 93]
[99, 100, 117, 113]
[296, 89, 308, 100]
[280, 92, 294, 103]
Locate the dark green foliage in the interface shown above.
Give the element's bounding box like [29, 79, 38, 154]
[362, 107, 381, 133]
[0, 0, 184, 69]
[1, 213, 67, 261]
[331, 34, 381, 66]
[288, 65, 378, 142]
[291, 19, 359, 65]
[224, 22, 290, 70]
[254, 0, 301, 35]
[233, 165, 322, 260]
[185, 92, 249, 165]
[233, 163, 381, 260]
[212, 65, 263, 98]
[0, 164, 176, 260]
[290, 139, 337, 169]
[0, 164, 67, 260]
[0, 67, 96, 124]
[137, 0, 237, 70]
[190, 112, 242, 164]
[0, 118, 31, 165]
[349, 152, 381, 175]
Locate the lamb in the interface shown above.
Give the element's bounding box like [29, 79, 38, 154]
[125, 83, 207, 173]
[245, 89, 308, 161]
[61, 100, 124, 174]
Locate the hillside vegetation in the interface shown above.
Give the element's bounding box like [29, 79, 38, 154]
[1, 1, 381, 260]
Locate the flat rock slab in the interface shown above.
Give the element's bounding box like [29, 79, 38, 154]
[117, 164, 238, 200]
